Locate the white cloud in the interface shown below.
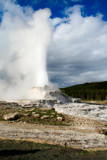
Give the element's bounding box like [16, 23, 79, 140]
[48, 5, 107, 87]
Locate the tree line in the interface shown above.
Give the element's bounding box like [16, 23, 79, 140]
[60, 81, 107, 100]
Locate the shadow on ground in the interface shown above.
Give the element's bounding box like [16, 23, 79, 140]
[0, 149, 41, 156]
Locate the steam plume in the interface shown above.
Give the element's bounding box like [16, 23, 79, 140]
[0, 1, 52, 100]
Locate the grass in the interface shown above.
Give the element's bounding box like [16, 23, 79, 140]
[0, 106, 71, 126]
[82, 100, 107, 105]
[0, 139, 107, 160]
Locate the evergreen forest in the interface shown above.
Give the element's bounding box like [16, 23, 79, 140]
[61, 81, 107, 100]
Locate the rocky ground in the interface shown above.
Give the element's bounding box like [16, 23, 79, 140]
[0, 120, 107, 150]
[54, 103, 107, 122]
[0, 102, 107, 150]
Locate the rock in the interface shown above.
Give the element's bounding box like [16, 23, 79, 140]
[52, 112, 55, 115]
[3, 112, 21, 121]
[71, 98, 81, 103]
[40, 115, 49, 119]
[57, 116, 63, 121]
[32, 113, 39, 118]
[39, 107, 52, 111]
[99, 128, 107, 135]
[52, 108, 55, 111]
[0, 101, 21, 108]
[25, 108, 35, 112]
[50, 115, 54, 118]
[23, 113, 30, 116]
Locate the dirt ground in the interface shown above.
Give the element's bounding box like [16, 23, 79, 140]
[0, 105, 107, 151]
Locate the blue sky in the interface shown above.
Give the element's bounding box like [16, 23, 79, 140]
[0, 0, 107, 90]
[16, 0, 107, 20]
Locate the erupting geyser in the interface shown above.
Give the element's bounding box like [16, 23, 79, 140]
[0, 1, 52, 100]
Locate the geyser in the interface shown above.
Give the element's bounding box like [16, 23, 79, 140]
[0, 1, 52, 100]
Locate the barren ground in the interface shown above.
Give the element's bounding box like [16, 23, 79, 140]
[0, 105, 107, 150]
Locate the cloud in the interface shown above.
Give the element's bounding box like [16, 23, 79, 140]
[48, 5, 107, 87]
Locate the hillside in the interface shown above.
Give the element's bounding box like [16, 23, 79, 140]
[61, 81, 107, 100]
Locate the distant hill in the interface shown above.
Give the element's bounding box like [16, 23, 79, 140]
[60, 81, 107, 100]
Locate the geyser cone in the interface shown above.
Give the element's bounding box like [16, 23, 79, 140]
[27, 85, 70, 104]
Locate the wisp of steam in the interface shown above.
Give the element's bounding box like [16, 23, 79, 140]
[0, 1, 52, 100]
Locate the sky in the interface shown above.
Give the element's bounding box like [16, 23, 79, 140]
[0, 0, 107, 88]
[16, 0, 107, 20]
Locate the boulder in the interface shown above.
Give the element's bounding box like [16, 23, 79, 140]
[50, 115, 54, 118]
[23, 113, 30, 116]
[3, 112, 21, 120]
[39, 107, 52, 111]
[32, 112, 39, 118]
[57, 116, 63, 121]
[40, 115, 49, 119]
[71, 98, 81, 103]
[25, 108, 35, 112]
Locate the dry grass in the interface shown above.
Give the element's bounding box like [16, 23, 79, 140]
[82, 100, 107, 105]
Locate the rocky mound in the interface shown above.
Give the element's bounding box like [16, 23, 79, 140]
[14, 85, 74, 107]
[1, 85, 81, 107]
[28, 85, 71, 103]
